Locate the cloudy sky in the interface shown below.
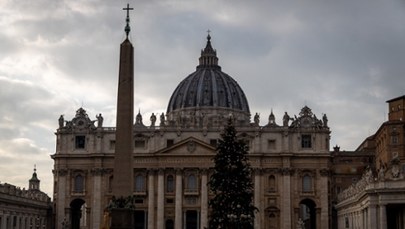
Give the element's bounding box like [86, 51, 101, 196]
[1, 0, 404, 196]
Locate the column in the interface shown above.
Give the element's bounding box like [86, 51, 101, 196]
[157, 169, 165, 229]
[368, 205, 377, 229]
[175, 169, 183, 229]
[379, 204, 387, 229]
[319, 169, 330, 229]
[57, 169, 68, 227]
[148, 170, 155, 229]
[281, 168, 291, 229]
[1, 215, 7, 229]
[91, 169, 102, 229]
[254, 169, 261, 229]
[15, 215, 20, 229]
[200, 170, 208, 229]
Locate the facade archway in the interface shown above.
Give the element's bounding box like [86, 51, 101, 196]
[70, 198, 85, 229]
[299, 199, 316, 229]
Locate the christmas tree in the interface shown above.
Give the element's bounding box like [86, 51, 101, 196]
[208, 118, 257, 229]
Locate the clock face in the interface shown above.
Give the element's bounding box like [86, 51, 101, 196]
[75, 118, 86, 127]
[301, 117, 311, 128]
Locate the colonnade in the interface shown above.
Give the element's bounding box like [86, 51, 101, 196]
[337, 204, 387, 229]
[0, 213, 47, 229]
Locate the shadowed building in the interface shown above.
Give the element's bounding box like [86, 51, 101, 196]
[336, 95, 405, 229]
[52, 27, 334, 228]
[0, 167, 52, 229]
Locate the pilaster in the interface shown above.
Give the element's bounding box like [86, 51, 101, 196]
[157, 169, 164, 229]
[379, 204, 387, 229]
[148, 170, 156, 229]
[200, 170, 208, 229]
[175, 169, 183, 229]
[254, 169, 261, 229]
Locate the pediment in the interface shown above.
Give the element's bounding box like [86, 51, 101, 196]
[155, 137, 216, 156]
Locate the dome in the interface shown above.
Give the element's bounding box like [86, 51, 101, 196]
[166, 34, 250, 123]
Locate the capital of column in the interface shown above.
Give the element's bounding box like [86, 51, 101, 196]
[147, 168, 157, 176]
[200, 168, 209, 175]
[319, 168, 330, 177]
[281, 167, 295, 176]
[57, 169, 69, 176]
[175, 168, 183, 175]
[253, 167, 262, 175]
[158, 168, 165, 175]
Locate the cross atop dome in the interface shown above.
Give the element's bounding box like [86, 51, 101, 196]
[123, 3, 134, 39]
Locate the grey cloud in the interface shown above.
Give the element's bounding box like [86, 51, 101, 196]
[1, 0, 405, 196]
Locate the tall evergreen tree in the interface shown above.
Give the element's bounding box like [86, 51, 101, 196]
[208, 118, 257, 229]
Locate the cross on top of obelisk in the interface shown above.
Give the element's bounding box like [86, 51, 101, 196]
[123, 3, 134, 39]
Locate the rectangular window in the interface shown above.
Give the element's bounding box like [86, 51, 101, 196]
[75, 136, 86, 149]
[134, 198, 144, 204]
[268, 139, 276, 150]
[210, 139, 218, 147]
[109, 140, 115, 150]
[301, 135, 312, 148]
[167, 139, 174, 147]
[135, 140, 146, 148]
[302, 175, 312, 192]
[392, 135, 398, 144]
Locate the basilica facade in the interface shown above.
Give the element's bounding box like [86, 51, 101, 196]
[52, 34, 332, 229]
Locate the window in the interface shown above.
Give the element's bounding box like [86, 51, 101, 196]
[186, 174, 198, 192]
[166, 175, 174, 193]
[302, 175, 312, 192]
[210, 139, 218, 147]
[135, 140, 146, 148]
[268, 175, 276, 192]
[75, 136, 86, 149]
[167, 139, 174, 147]
[134, 198, 144, 204]
[134, 174, 145, 192]
[74, 175, 84, 193]
[301, 135, 312, 148]
[268, 140, 276, 150]
[391, 135, 398, 144]
[109, 140, 115, 150]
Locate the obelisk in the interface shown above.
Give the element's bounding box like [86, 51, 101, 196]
[110, 4, 135, 229]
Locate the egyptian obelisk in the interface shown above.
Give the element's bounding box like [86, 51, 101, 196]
[110, 4, 135, 229]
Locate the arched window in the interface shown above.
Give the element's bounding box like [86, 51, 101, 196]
[302, 175, 312, 192]
[74, 175, 84, 193]
[268, 175, 276, 192]
[166, 175, 174, 193]
[187, 174, 197, 191]
[135, 174, 145, 192]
